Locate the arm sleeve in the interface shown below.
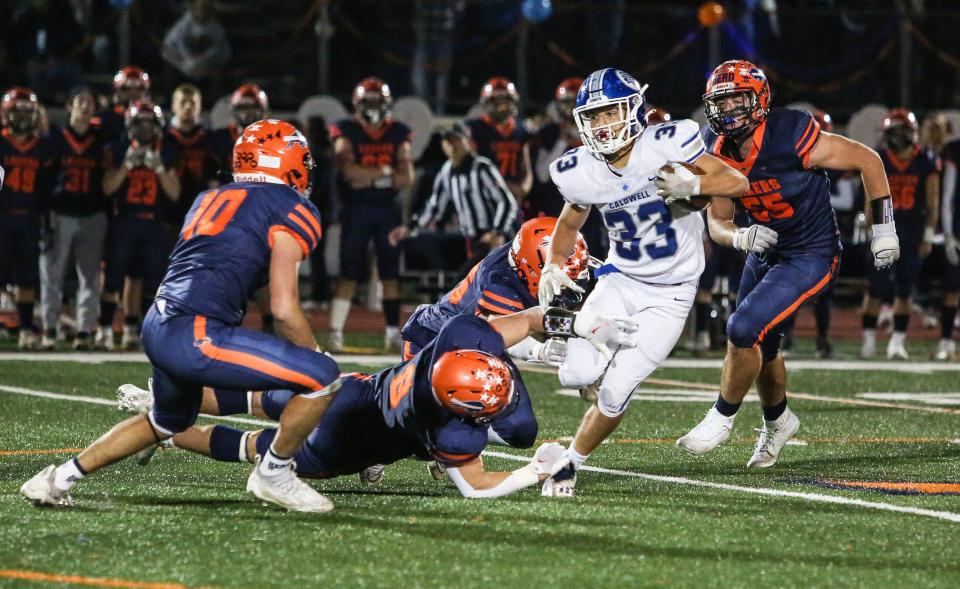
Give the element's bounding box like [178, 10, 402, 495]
[447, 464, 540, 499]
[669, 119, 707, 163]
[416, 165, 450, 228]
[476, 282, 527, 316]
[790, 110, 822, 167]
[270, 199, 322, 258]
[477, 159, 517, 234]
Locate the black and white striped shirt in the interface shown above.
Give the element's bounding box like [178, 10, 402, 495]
[416, 153, 518, 238]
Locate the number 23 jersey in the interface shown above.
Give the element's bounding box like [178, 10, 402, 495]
[549, 119, 706, 285]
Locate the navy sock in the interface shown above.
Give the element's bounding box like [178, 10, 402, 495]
[209, 425, 245, 462]
[214, 389, 249, 415]
[942, 306, 957, 340]
[100, 301, 117, 327]
[814, 297, 831, 339]
[383, 299, 401, 327]
[894, 313, 909, 333]
[763, 398, 788, 422]
[714, 394, 741, 417]
[16, 302, 35, 331]
[695, 301, 711, 333]
[124, 315, 139, 329]
[862, 314, 878, 330]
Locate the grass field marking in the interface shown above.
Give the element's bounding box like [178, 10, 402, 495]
[0, 568, 221, 589]
[482, 450, 960, 524]
[0, 448, 83, 456]
[542, 435, 955, 446]
[0, 385, 275, 429]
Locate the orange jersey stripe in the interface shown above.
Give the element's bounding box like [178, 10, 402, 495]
[0, 569, 198, 589]
[477, 299, 516, 316]
[796, 119, 821, 157]
[294, 204, 323, 240]
[481, 290, 524, 310]
[753, 256, 837, 347]
[285, 212, 319, 247]
[268, 225, 311, 258]
[193, 316, 325, 391]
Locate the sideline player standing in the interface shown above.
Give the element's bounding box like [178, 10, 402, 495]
[538, 68, 749, 496]
[675, 60, 899, 467]
[22, 120, 342, 513]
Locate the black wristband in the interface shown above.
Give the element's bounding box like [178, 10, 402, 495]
[543, 307, 576, 338]
[871, 195, 894, 225]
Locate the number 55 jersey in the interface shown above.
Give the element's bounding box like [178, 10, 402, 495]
[549, 119, 706, 285]
[704, 107, 841, 257]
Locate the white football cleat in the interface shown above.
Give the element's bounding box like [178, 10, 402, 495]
[326, 330, 344, 353]
[18, 330, 39, 350]
[427, 460, 448, 481]
[746, 408, 801, 468]
[676, 407, 736, 455]
[935, 339, 956, 361]
[95, 326, 115, 351]
[117, 379, 154, 414]
[246, 457, 333, 513]
[541, 465, 577, 498]
[121, 325, 140, 350]
[21, 465, 74, 508]
[887, 334, 909, 360]
[359, 464, 386, 486]
[384, 331, 402, 354]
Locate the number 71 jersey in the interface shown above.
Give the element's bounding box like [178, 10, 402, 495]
[549, 119, 706, 285]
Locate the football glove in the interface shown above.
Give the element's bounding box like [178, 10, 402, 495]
[538, 263, 583, 308]
[123, 146, 144, 170]
[538, 337, 568, 367]
[733, 225, 778, 253]
[655, 162, 701, 205]
[142, 149, 164, 173]
[870, 222, 900, 268]
[529, 442, 569, 477]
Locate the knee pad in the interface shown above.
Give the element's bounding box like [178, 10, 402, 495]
[596, 381, 636, 418]
[558, 339, 606, 387]
[261, 389, 296, 421]
[726, 312, 758, 349]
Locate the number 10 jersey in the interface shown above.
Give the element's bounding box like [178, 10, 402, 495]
[549, 119, 707, 285]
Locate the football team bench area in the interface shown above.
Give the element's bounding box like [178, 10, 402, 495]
[1, 352, 958, 588]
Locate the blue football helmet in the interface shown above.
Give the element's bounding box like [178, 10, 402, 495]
[573, 68, 649, 155]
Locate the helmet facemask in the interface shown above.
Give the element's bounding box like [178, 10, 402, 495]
[883, 124, 918, 151]
[574, 93, 644, 155]
[357, 96, 388, 126]
[233, 101, 265, 130]
[704, 90, 761, 138]
[6, 105, 38, 135]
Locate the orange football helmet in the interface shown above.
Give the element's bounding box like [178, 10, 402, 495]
[481, 76, 519, 122]
[232, 119, 313, 196]
[1, 87, 40, 134]
[230, 84, 270, 129]
[113, 66, 150, 106]
[431, 350, 515, 422]
[703, 60, 771, 137]
[352, 77, 392, 126]
[509, 216, 589, 298]
[882, 108, 919, 150]
[554, 77, 583, 121]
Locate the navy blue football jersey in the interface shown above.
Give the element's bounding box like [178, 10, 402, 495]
[331, 117, 412, 205]
[92, 104, 128, 143]
[208, 124, 242, 183]
[104, 138, 180, 221]
[705, 108, 840, 256]
[48, 125, 106, 216]
[165, 125, 218, 220]
[466, 116, 531, 186]
[879, 145, 940, 226]
[942, 139, 960, 238]
[401, 244, 537, 346]
[157, 181, 322, 325]
[0, 128, 56, 215]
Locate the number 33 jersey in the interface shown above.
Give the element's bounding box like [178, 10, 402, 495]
[704, 107, 841, 256]
[158, 182, 323, 325]
[549, 119, 706, 285]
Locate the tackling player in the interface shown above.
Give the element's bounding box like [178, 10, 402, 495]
[538, 68, 749, 496]
[22, 120, 342, 513]
[675, 60, 899, 467]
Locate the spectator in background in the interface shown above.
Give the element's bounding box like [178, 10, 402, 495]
[411, 0, 464, 115]
[304, 115, 336, 310]
[389, 122, 517, 276]
[209, 83, 269, 183]
[938, 132, 960, 360]
[328, 77, 413, 353]
[0, 87, 56, 349]
[465, 77, 532, 211]
[9, 0, 85, 97]
[98, 100, 180, 350]
[39, 86, 107, 350]
[94, 66, 151, 143]
[161, 0, 231, 97]
[531, 77, 582, 218]
[165, 84, 217, 227]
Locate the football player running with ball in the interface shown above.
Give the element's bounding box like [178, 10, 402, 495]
[538, 68, 750, 496]
[676, 60, 898, 467]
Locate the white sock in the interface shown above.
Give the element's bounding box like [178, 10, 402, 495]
[258, 445, 292, 476]
[239, 431, 253, 463]
[53, 459, 86, 491]
[863, 328, 876, 342]
[891, 331, 906, 345]
[385, 326, 399, 339]
[330, 298, 351, 333]
[568, 447, 589, 471]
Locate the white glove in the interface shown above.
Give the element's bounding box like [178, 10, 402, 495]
[538, 337, 568, 367]
[123, 146, 144, 170]
[529, 442, 569, 477]
[870, 222, 900, 268]
[655, 162, 701, 205]
[538, 263, 583, 308]
[946, 235, 960, 267]
[733, 225, 779, 253]
[143, 149, 164, 173]
[573, 309, 640, 360]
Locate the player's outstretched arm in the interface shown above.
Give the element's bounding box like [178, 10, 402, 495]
[708, 197, 778, 254]
[446, 443, 567, 499]
[269, 231, 318, 350]
[692, 153, 749, 197]
[488, 306, 639, 359]
[539, 203, 590, 307]
[806, 132, 890, 205]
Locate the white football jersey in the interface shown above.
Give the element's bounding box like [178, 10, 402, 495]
[549, 119, 707, 285]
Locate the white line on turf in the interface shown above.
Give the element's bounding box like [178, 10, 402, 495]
[4, 383, 959, 524]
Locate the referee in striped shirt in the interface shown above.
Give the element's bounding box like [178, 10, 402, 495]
[390, 122, 518, 271]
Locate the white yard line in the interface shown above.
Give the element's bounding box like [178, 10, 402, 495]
[4, 382, 960, 525]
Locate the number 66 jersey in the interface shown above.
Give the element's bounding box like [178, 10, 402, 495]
[549, 119, 706, 285]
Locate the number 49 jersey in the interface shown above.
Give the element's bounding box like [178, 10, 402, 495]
[549, 119, 706, 285]
[157, 182, 323, 325]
